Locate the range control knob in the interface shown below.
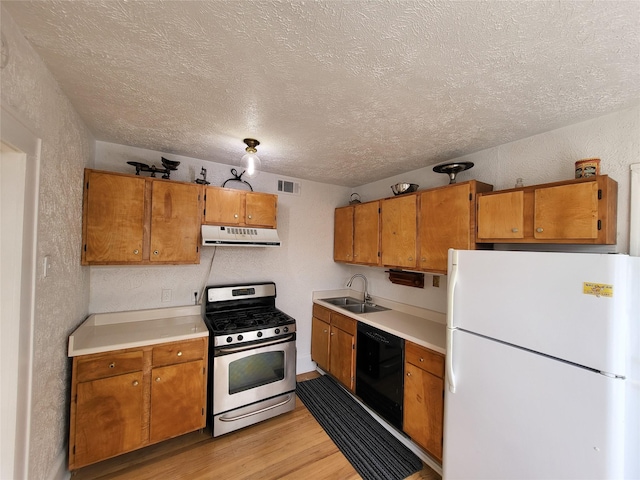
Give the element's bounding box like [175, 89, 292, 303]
[257, 331, 263, 338]
[283, 326, 289, 333]
[275, 328, 281, 335]
[226, 336, 233, 343]
[237, 334, 244, 341]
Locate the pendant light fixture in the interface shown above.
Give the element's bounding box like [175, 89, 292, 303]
[240, 138, 261, 178]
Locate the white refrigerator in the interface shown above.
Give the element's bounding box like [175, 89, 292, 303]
[443, 249, 639, 480]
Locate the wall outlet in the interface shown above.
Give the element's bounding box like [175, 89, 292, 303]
[432, 276, 440, 288]
[161, 289, 172, 302]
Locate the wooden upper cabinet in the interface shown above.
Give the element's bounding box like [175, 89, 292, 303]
[334, 205, 354, 262]
[150, 181, 202, 263]
[477, 175, 617, 244]
[82, 169, 201, 265]
[353, 201, 380, 265]
[204, 187, 277, 228]
[418, 181, 493, 273]
[381, 194, 417, 269]
[83, 170, 146, 264]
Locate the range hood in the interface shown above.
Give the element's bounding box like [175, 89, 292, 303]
[201, 225, 281, 247]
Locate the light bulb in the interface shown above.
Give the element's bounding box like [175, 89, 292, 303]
[241, 152, 261, 178]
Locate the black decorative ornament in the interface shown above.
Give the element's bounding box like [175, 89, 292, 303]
[222, 168, 253, 191]
[127, 157, 180, 179]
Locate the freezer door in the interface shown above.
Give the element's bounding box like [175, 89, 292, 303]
[443, 330, 627, 480]
[448, 250, 635, 376]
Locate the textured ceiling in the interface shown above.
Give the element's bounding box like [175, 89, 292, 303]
[3, 0, 640, 187]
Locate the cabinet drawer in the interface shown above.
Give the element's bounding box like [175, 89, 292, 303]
[313, 304, 332, 323]
[405, 342, 444, 379]
[152, 338, 205, 367]
[331, 313, 356, 336]
[76, 350, 144, 383]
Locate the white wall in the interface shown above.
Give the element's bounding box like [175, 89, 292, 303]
[1, 7, 94, 480]
[353, 105, 640, 314]
[91, 141, 352, 372]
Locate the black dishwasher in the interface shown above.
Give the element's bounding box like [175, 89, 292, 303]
[356, 323, 404, 430]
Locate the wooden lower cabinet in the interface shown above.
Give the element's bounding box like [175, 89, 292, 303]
[311, 304, 356, 391]
[69, 337, 208, 470]
[403, 341, 445, 462]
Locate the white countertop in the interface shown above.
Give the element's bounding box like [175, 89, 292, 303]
[313, 289, 446, 355]
[68, 305, 209, 357]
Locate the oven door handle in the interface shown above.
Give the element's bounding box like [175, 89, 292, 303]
[218, 394, 294, 422]
[216, 334, 294, 354]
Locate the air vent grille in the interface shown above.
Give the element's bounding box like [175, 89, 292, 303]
[277, 179, 301, 195]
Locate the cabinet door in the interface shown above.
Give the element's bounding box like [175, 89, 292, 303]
[381, 195, 417, 268]
[476, 191, 525, 240]
[403, 362, 444, 462]
[245, 192, 277, 228]
[419, 183, 474, 272]
[334, 206, 354, 262]
[83, 171, 145, 264]
[311, 317, 331, 372]
[74, 372, 145, 468]
[534, 182, 598, 240]
[150, 181, 201, 263]
[204, 187, 243, 225]
[330, 326, 355, 391]
[150, 360, 206, 443]
[353, 201, 380, 265]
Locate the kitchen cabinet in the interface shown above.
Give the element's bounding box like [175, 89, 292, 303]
[381, 194, 417, 269]
[311, 304, 356, 391]
[403, 341, 445, 463]
[333, 201, 380, 266]
[476, 175, 617, 244]
[82, 169, 202, 265]
[203, 186, 277, 228]
[418, 180, 493, 273]
[69, 338, 208, 470]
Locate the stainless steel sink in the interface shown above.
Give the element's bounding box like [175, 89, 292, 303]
[322, 296, 363, 306]
[341, 303, 390, 314]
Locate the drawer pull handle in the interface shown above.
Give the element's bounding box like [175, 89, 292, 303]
[177, 351, 183, 357]
[109, 363, 115, 369]
[132, 380, 139, 387]
[155, 377, 161, 382]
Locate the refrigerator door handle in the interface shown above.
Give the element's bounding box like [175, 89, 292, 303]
[446, 250, 458, 393]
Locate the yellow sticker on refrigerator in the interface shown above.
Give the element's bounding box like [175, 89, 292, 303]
[583, 282, 613, 298]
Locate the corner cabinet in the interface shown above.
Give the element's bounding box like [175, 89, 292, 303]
[81, 169, 202, 265]
[69, 338, 208, 470]
[418, 180, 493, 273]
[476, 175, 617, 244]
[311, 304, 356, 392]
[403, 341, 445, 463]
[203, 186, 277, 228]
[333, 201, 380, 266]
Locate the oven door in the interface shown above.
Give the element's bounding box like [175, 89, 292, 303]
[213, 334, 296, 415]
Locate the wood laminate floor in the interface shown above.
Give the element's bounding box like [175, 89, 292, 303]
[72, 372, 441, 480]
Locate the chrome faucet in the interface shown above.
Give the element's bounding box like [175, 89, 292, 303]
[347, 274, 371, 303]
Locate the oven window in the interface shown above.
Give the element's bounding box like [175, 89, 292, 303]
[228, 351, 285, 395]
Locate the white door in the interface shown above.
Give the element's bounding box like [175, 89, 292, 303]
[443, 330, 625, 480]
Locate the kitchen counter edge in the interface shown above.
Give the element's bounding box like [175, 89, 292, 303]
[312, 289, 446, 355]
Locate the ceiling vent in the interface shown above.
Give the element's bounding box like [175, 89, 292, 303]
[277, 179, 301, 195]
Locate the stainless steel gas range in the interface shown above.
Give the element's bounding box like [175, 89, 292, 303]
[202, 282, 296, 437]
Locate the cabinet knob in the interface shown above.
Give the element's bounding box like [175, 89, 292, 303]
[419, 357, 424, 362]
[406, 372, 411, 377]
[177, 351, 183, 357]
[248, 215, 252, 219]
[132, 380, 139, 387]
[421, 257, 426, 262]
[512, 228, 519, 233]
[153, 250, 159, 255]
[323, 329, 328, 333]
[234, 214, 239, 218]
[133, 250, 139, 255]
[330, 332, 335, 336]
[155, 377, 161, 382]
[536, 227, 544, 233]
[408, 256, 413, 261]
[109, 363, 115, 369]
